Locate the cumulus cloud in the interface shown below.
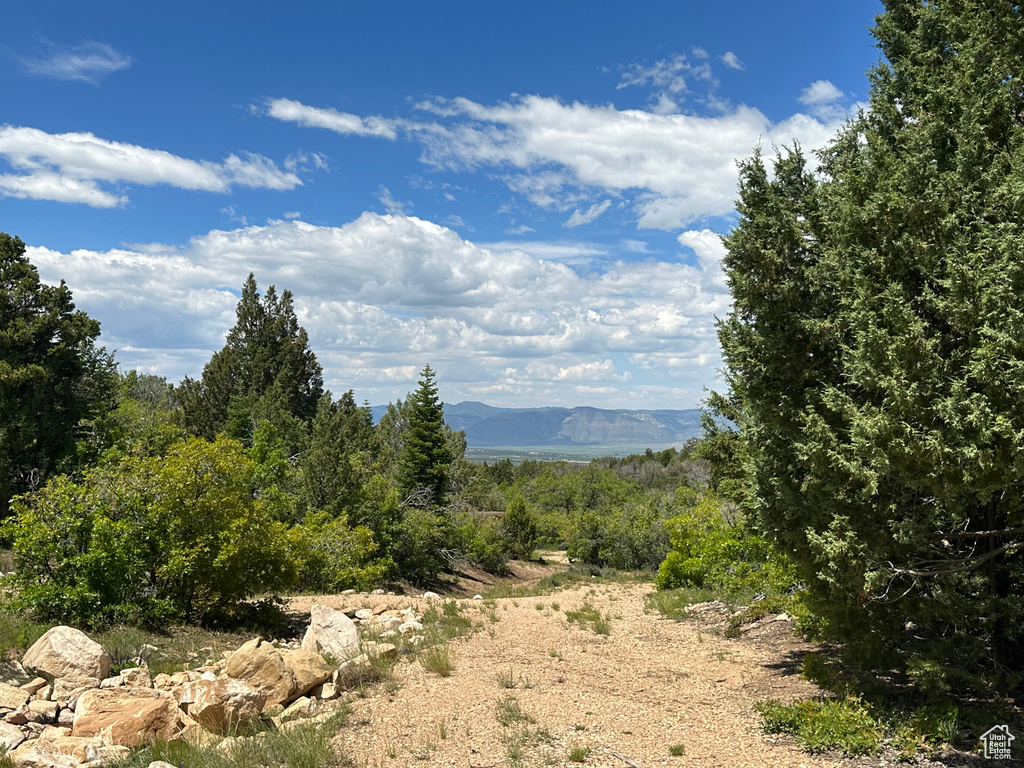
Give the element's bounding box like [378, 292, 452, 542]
[798, 80, 851, 122]
[265, 92, 851, 230]
[0, 126, 301, 207]
[563, 199, 612, 228]
[21, 41, 131, 84]
[28, 214, 730, 408]
[799, 79, 844, 106]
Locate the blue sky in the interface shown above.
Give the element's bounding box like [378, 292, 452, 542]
[2, 1, 882, 409]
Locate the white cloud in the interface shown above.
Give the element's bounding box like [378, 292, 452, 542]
[799, 79, 844, 105]
[445, 214, 470, 229]
[28, 213, 730, 408]
[798, 80, 853, 122]
[504, 224, 535, 235]
[266, 93, 851, 229]
[617, 54, 710, 94]
[377, 186, 409, 215]
[21, 41, 131, 83]
[0, 126, 301, 207]
[720, 51, 744, 70]
[563, 199, 612, 228]
[263, 98, 401, 139]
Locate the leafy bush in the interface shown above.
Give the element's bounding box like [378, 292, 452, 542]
[655, 495, 792, 592]
[499, 493, 539, 560]
[3, 437, 294, 627]
[289, 511, 388, 593]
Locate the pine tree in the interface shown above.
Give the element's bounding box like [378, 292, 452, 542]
[720, 1, 1024, 689]
[179, 274, 323, 444]
[399, 365, 453, 505]
[0, 233, 115, 516]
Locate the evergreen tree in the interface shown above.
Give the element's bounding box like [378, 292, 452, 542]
[300, 391, 373, 518]
[178, 274, 323, 445]
[720, 0, 1024, 689]
[0, 233, 115, 517]
[399, 365, 453, 505]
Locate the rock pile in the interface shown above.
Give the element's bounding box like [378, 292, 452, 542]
[0, 601, 427, 768]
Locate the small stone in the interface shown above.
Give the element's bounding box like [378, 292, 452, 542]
[354, 608, 373, 621]
[317, 683, 338, 700]
[421, 591, 440, 600]
[473, 594, 483, 600]
[279, 696, 317, 723]
[19, 678, 49, 696]
[367, 643, 397, 661]
[121, 667, 153, 688]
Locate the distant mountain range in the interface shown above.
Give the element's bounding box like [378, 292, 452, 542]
[372, 401, 704, 448]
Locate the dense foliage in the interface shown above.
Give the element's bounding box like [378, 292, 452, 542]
[177, 273, 323, 447]
[720, 0, 1024, 691]
[2, 262, 728, 627]
[0, 233, 115, 518]
[3, 438, 294, 626]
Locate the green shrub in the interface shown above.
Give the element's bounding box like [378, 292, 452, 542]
[289, 511, 388, 593]
[500, 494, 539, 559]
[655, 495, 794, 594]
[756, 698, 882, 756]
[568, 746, 591, 762]
[3, 437, 294, 627]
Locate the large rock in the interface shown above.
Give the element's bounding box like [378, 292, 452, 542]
[224, 638, 294, 707]
[281, 648, 334, 700]
[0, 720, 26, 751]
[0, 680, 30, 709]
[180, 678, 265, 734]
[301, 604, 360, 661]
[72, 688, 179, 747]
[22, 627, 111, 682]
[8, 739, 80, 768]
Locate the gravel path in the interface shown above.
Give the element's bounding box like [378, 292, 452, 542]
[300, 581, 853, 768]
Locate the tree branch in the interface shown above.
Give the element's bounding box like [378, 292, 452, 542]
[889, 541, 1024, 578]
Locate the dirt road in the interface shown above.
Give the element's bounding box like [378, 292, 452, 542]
[302, 580, 852, 768]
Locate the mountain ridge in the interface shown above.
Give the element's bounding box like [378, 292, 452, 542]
[372, 400, 703, 448]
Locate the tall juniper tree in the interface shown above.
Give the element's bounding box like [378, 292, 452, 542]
[178, 274, 323, 446]
[720, 0, 1024, 690]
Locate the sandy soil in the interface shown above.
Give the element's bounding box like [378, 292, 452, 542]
[289, 574, 869, 768]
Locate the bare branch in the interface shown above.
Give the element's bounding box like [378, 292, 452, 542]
[928, 527, 1024, 541]
[889, 541, 1024, 578]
